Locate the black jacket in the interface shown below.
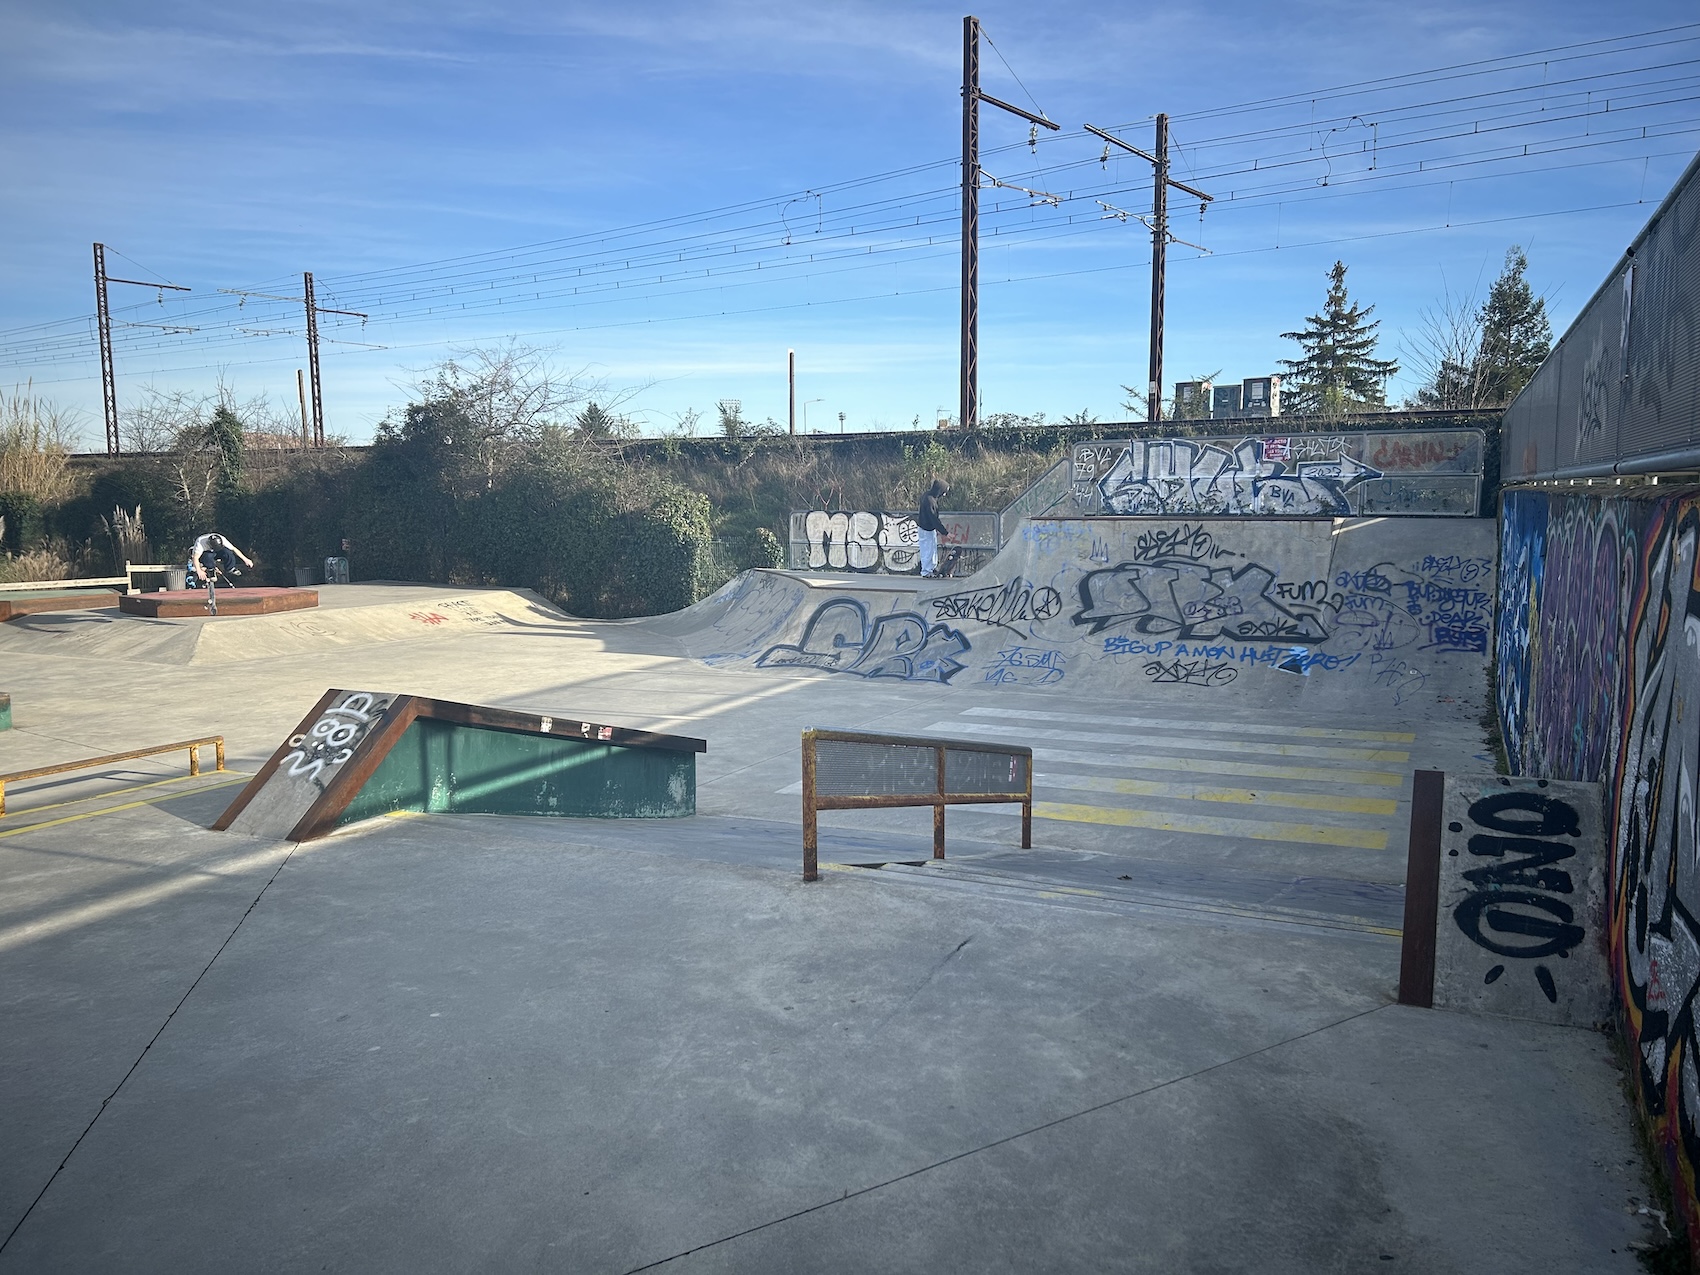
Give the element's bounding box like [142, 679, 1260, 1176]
[918, 482, 947, 533]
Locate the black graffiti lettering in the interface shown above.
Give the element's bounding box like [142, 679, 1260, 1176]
[1453, 890, 1587, 960]
[1466, 791, 1582, 838]
[1462, 834, 1576, 894]
[1141, 659, 1238, 687]
[929, 578, 1062, 631]
[1072, 559, 1328, 641]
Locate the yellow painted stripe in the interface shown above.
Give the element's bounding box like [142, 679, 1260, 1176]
[962, 706, 1416, 744]
[1030, 800, 1390, 850]
[2, 770, 235, 818]
[1033, 747, 1405, 788]
[932, 722, 1409, 763]
[1037, 772, 1399, 816]
[0, 775, 251, 840]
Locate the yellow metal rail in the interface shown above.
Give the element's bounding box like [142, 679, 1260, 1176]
[0, 736, 225, 817]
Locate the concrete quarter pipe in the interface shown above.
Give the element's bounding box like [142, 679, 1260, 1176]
[672, 515, 1495, 714]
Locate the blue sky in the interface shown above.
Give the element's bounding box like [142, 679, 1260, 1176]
[1, 0, 1696, 444]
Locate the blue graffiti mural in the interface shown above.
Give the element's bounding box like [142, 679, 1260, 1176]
[758, 598, 970, 683]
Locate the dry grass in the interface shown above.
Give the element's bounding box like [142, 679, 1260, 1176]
[0, 384, 80, 503]
[0, 545, 75, 584]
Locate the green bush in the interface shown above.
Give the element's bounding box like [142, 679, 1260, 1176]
[0, 492, 44, 553]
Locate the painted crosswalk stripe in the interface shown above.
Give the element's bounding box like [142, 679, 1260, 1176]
[775, 755, 1404, 797]
[961, 705, 1415, 744]
[1034, 772, 1399, 816]
[929, 721, 1410, 764]
[1032, 747, 1401, 787]
[967, 800, 1390, 850]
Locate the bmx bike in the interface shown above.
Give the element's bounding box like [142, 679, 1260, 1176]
[188, 561, 243, 615]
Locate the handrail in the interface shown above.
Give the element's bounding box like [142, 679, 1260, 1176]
[801, 727, 1032, 881]
[0, 736, 226, 817]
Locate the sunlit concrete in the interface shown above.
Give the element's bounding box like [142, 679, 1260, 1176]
[0, 555, 1661, 1270]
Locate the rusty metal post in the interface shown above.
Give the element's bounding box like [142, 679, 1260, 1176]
[802, 730, 819, 881]
[934, 744, 947, 859]
[1022, 755, 1033, 849]
[1398, 769, 1446, 1008]
[0, 779, 7, 818]
[189, 743, 201, 777]
[215, 737, 226, 771]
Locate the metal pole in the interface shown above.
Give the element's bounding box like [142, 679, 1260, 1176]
[959, 14, 980, 434]
[93, 244, 119, 454]
[1148, 113, 1169, 423]
[934, 744, 947, 860]
[1022, 755, 1033, 850]
[802, 731, 819, 881]
[296, 368, 309, 449]
[304, 272, 324, 447]
[788, 349, 796, 436]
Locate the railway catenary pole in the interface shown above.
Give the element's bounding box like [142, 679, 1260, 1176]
[960, 15, 1058, 433]
[1084, 119, 1213, 422]
[92, 244, 190, 454]
[219, 278, 365, 448]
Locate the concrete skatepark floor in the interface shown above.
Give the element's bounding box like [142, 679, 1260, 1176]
[0, 554, 1665, 1271]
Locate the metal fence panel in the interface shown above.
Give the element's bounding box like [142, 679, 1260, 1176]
[945, 748, 1028, 795]
[813, 738, 936, 797]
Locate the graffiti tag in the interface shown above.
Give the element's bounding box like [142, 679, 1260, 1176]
[758, 598, 969, 683]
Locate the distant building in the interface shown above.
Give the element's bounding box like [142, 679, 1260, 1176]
[1174, 375, 1282, 420]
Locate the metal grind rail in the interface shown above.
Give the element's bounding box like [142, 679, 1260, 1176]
[801, 727, 1032, 882]
[0, 736, 226, 817]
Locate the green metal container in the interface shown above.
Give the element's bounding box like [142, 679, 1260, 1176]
[0, 692, 10, 732]
[338, 716, 696, 827]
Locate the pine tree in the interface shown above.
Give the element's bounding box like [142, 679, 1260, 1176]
[1475, 246, 1550, 404]
[1279, 261, 1399, 414]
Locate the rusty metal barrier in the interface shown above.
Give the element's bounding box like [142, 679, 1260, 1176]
[0, 736, 226, 817]
[801, 727, 1032, 881]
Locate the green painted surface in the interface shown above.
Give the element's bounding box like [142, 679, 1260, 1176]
[338, 718, 695, 827]
[0, 692, 10, 731]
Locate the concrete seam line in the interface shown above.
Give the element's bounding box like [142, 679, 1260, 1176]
[619, 1001, 1393, 1273]
[0, 837, 302, 1257]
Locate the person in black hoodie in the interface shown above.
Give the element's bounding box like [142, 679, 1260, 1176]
[917, 477, 948, 577]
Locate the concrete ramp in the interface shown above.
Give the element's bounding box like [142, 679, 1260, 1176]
[671, 516, 1494, 712]
[0, 586, 573, 666]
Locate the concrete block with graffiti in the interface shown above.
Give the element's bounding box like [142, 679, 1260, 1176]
[1433, 774, 1610, 1028]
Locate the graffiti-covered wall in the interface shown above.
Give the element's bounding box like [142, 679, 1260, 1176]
[1071, 431, 1485, 517]
[701, 515, 1493, 707]
[1497, 485, 1700, 1248]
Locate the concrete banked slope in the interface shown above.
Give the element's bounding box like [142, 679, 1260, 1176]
[662, 515, 1495, 714]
